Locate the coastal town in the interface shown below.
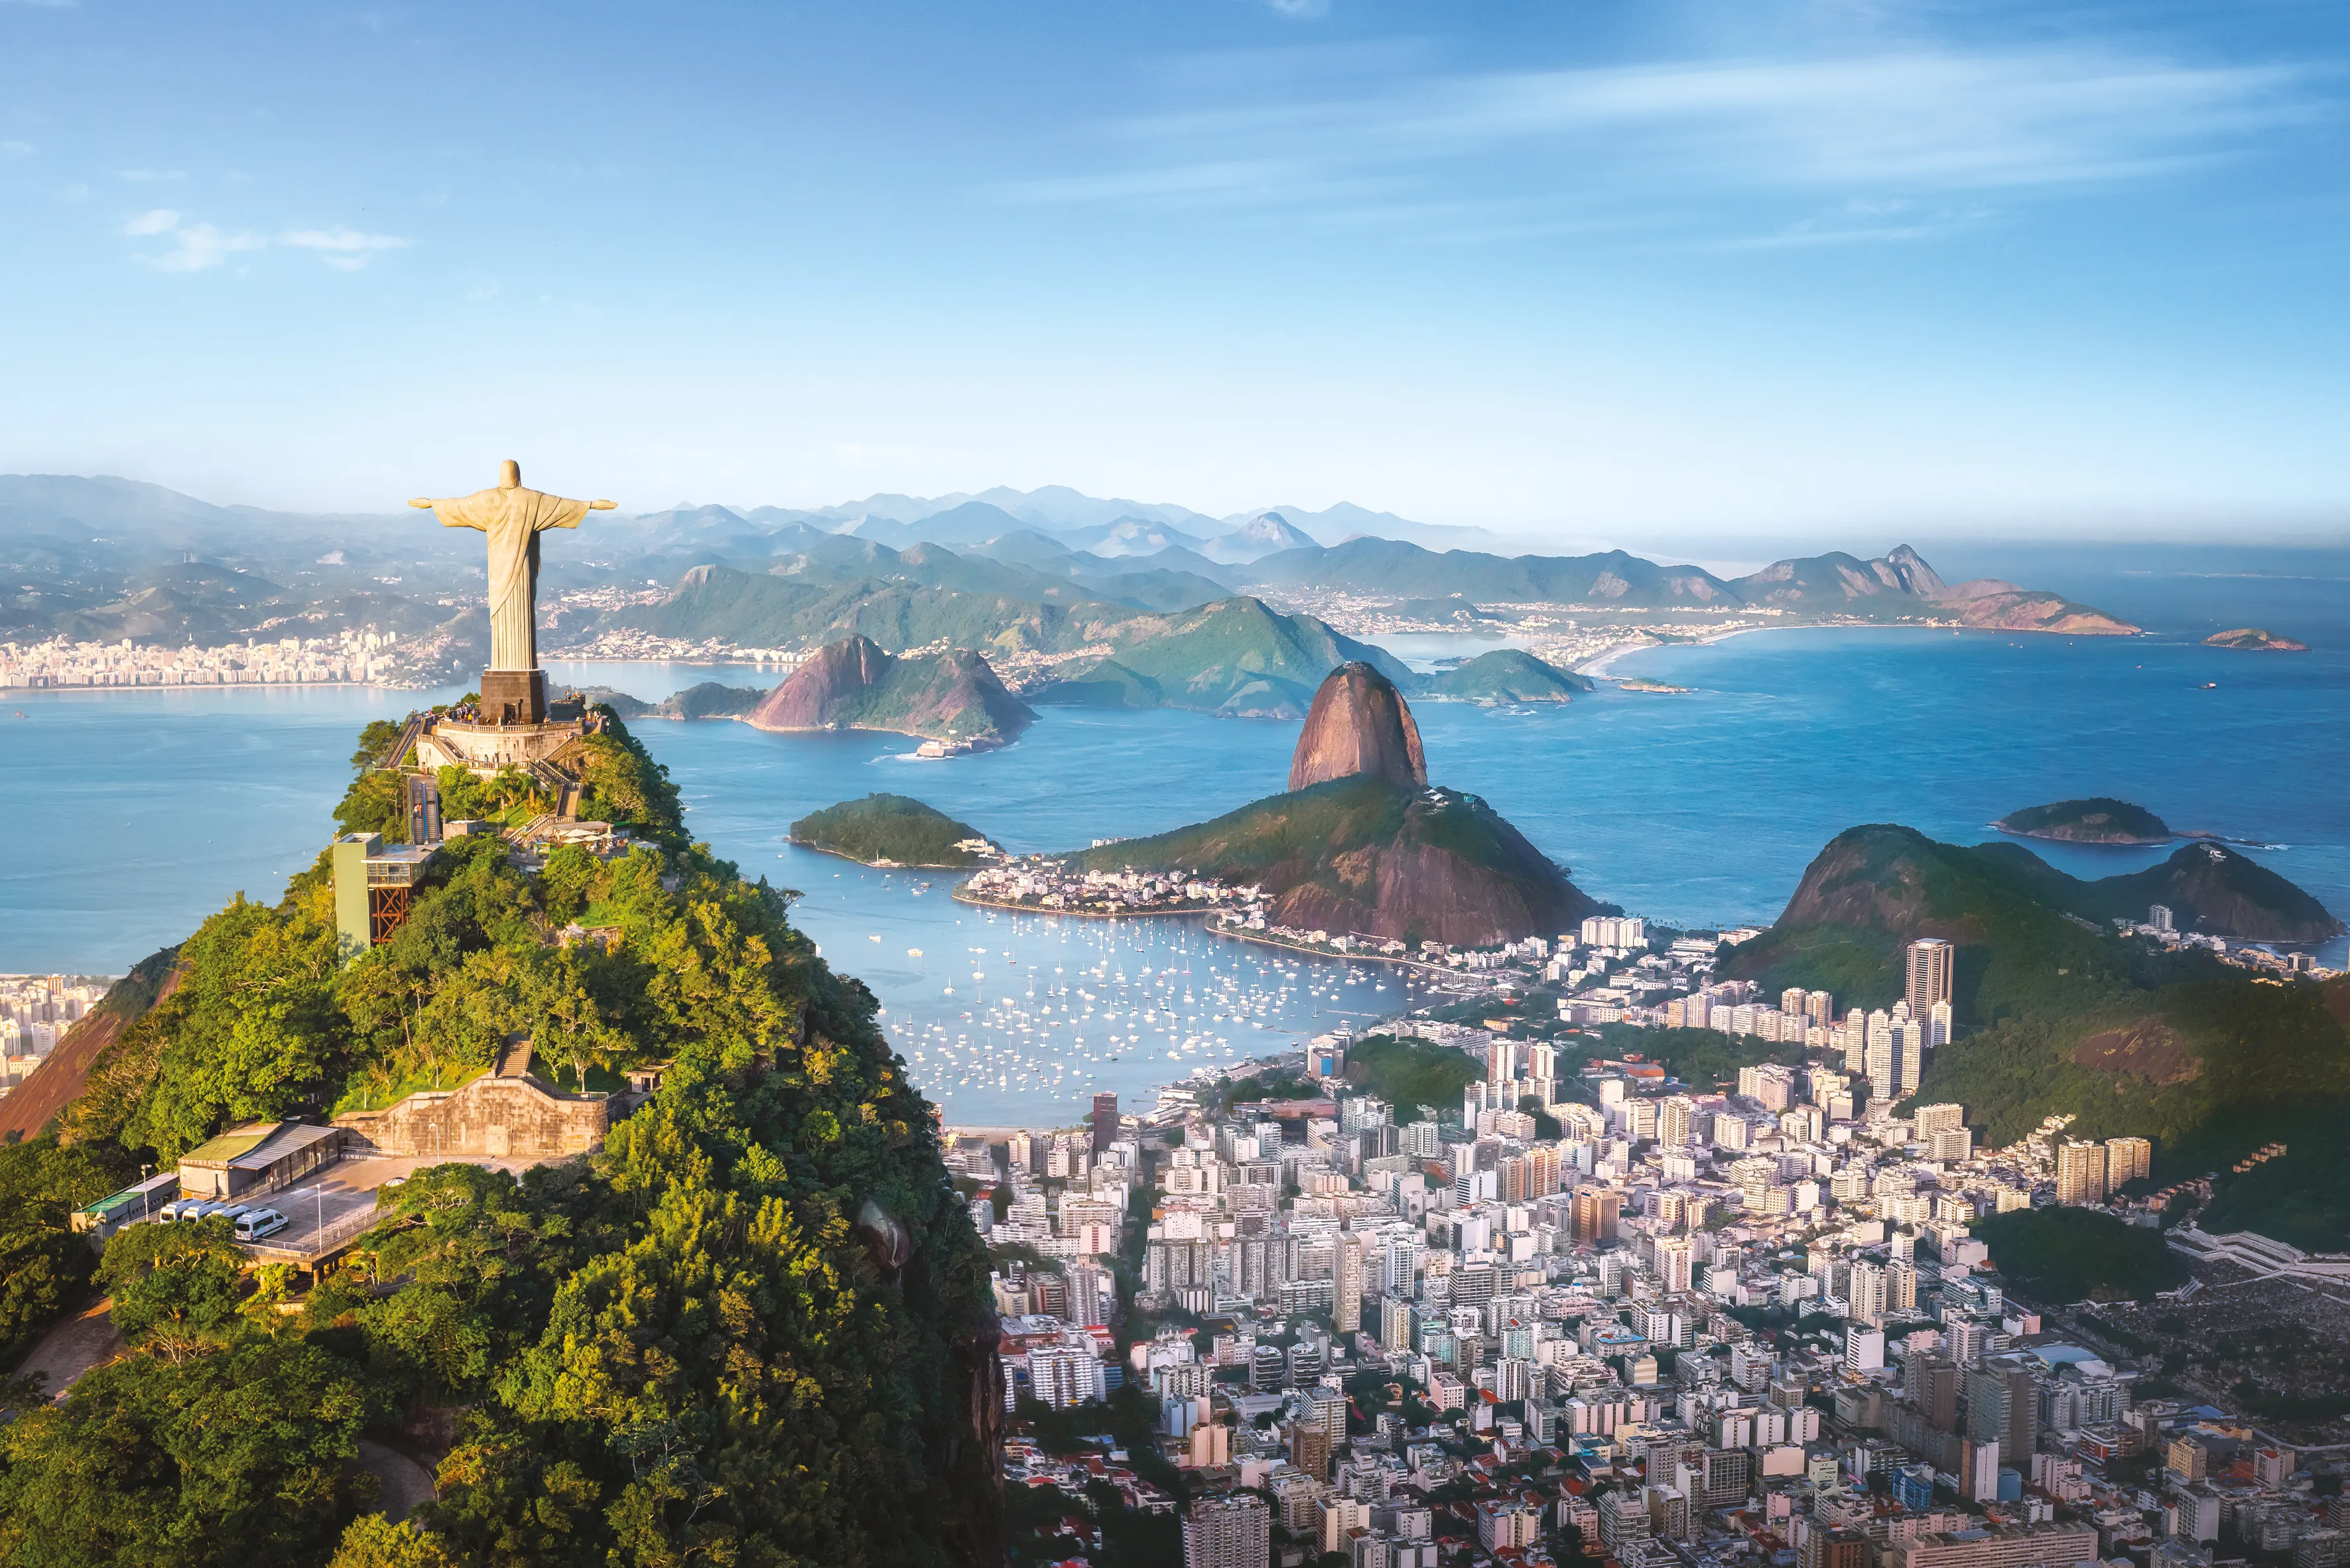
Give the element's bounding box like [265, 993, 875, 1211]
[0, 973, 111, 1098]
[952, 919, 2350, 1568]
[0, 629, 409, 690]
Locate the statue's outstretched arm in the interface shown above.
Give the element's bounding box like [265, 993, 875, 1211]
[411, 497, 488, 531]
[591, 499, 617, 509]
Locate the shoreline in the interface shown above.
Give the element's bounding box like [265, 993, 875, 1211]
[787, 838, 978, 872]
[950, 890, 1215, 921]
[1577, 618, 2098, 680]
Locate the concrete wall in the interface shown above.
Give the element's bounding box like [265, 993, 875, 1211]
[336, 1073, 609, 1160]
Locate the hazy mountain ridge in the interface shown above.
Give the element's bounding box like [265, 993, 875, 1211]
[0, 474, 2135, 652]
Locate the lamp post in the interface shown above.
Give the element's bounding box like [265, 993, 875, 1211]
[140, 1163, 154, 1222]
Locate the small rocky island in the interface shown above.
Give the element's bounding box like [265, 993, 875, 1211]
[789, 793, 1001, 868]
[748, 633, 1033, 748]
[576, 681, 766, 720]
[1421, 649, 1593, 702]
[1996, 797, 2174, 845]
[2205, 627, 2308, 652]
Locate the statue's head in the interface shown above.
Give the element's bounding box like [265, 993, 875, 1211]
[499, 459, 521, 489]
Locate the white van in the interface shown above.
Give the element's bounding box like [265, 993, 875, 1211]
[234, 1209, 289, 1242]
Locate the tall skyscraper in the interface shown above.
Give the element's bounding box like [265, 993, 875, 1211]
[2056, 1140, 2110, 1205]
[1092, 1092, 1119, 1153]
[1486, 1038, 1519, 1085]
[1906, 939, 1955, 1016]
[1847, 1259, 1888, 1325]
[1335, 1232, 1364, 1334]
[1183, 1494, 1271, 1568]
[2105, 1136, 2152, 1187]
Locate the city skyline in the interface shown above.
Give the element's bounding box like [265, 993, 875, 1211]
[1, 1, 2345, 542]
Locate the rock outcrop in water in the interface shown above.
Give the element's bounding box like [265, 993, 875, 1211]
[2205, 627, 2308, 652]
[1067, 663, 1607, 945]
[748, 634, 1033, 745]
[1996, 798, 2174, 846]
[1289, 661, 1427, 791]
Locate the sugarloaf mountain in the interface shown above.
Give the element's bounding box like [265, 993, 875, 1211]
[1068, 661, 1606, 946]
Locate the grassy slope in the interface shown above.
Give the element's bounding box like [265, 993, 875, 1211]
[853, 650, 1033, 742]
[1066, 775, 1600, 946]
[1727, 824, 2350, 1177]
[790, 794, 990, 868]
[1343, 1034, 1483, 1120]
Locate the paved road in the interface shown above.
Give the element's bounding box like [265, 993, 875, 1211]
[356, 1437, 437, 1520]
[13, 1297, 125, 1402]
[247, 1152, 537, 1256]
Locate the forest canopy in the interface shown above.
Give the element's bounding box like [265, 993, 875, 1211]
[0, 712, 1000, 1567]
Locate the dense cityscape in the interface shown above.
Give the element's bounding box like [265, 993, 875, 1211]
[0, 630, 407, 689]
[0, 973, 110, 1096]
[952, 917, 2349, 1568]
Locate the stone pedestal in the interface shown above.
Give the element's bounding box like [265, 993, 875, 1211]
[480, 669, 547, 726]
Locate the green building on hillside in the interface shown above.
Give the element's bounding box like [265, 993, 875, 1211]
[331, 832, 439, 963]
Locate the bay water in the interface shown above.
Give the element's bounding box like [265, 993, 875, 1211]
[3, 547, 2343, 1126]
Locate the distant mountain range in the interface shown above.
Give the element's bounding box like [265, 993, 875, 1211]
[0, 474, 2136, 660]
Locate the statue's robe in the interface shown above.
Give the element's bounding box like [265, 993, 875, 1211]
[421, 485, 592, 672]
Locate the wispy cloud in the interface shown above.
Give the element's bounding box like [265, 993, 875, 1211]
[1262, 0, 1329, 18]
[1, 140, 32, 159]
[996, 42, 2329, 242]
[123, 209, 265, 271]
[281, 226, 410, 270]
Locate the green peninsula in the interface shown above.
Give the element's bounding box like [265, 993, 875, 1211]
[791, 793, 998, 868]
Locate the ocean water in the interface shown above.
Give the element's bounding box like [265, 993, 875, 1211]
[3, 552, 2345, 1124]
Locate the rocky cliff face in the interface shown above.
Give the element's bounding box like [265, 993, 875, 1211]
[1289, 661, 1427, 791]
[751, 635, 896, 730]
[748, 635, 1033, 744]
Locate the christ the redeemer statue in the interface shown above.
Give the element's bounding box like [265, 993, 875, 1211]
[411, 460, 613, 723]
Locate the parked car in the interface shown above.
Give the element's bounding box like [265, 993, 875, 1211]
[234, 1209, 289, 1242]
[157, 1197, 200, 1222]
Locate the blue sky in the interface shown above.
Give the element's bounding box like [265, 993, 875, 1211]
[1, 0, 2344, 545]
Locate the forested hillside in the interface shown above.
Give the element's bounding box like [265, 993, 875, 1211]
[0, 713, 1002, 1567]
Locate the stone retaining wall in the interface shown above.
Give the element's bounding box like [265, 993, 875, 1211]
[335, 1072, 608, 1159]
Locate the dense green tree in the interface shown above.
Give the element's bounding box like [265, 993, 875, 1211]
[0, 1134, 133, 1364]
[0, 1339, 369, 1567]
[328, 1515, 462, 1568]
[119, 890, 342, 1157]
[5, 712, 997, 1567]
[97, 1216, 251, 1362]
